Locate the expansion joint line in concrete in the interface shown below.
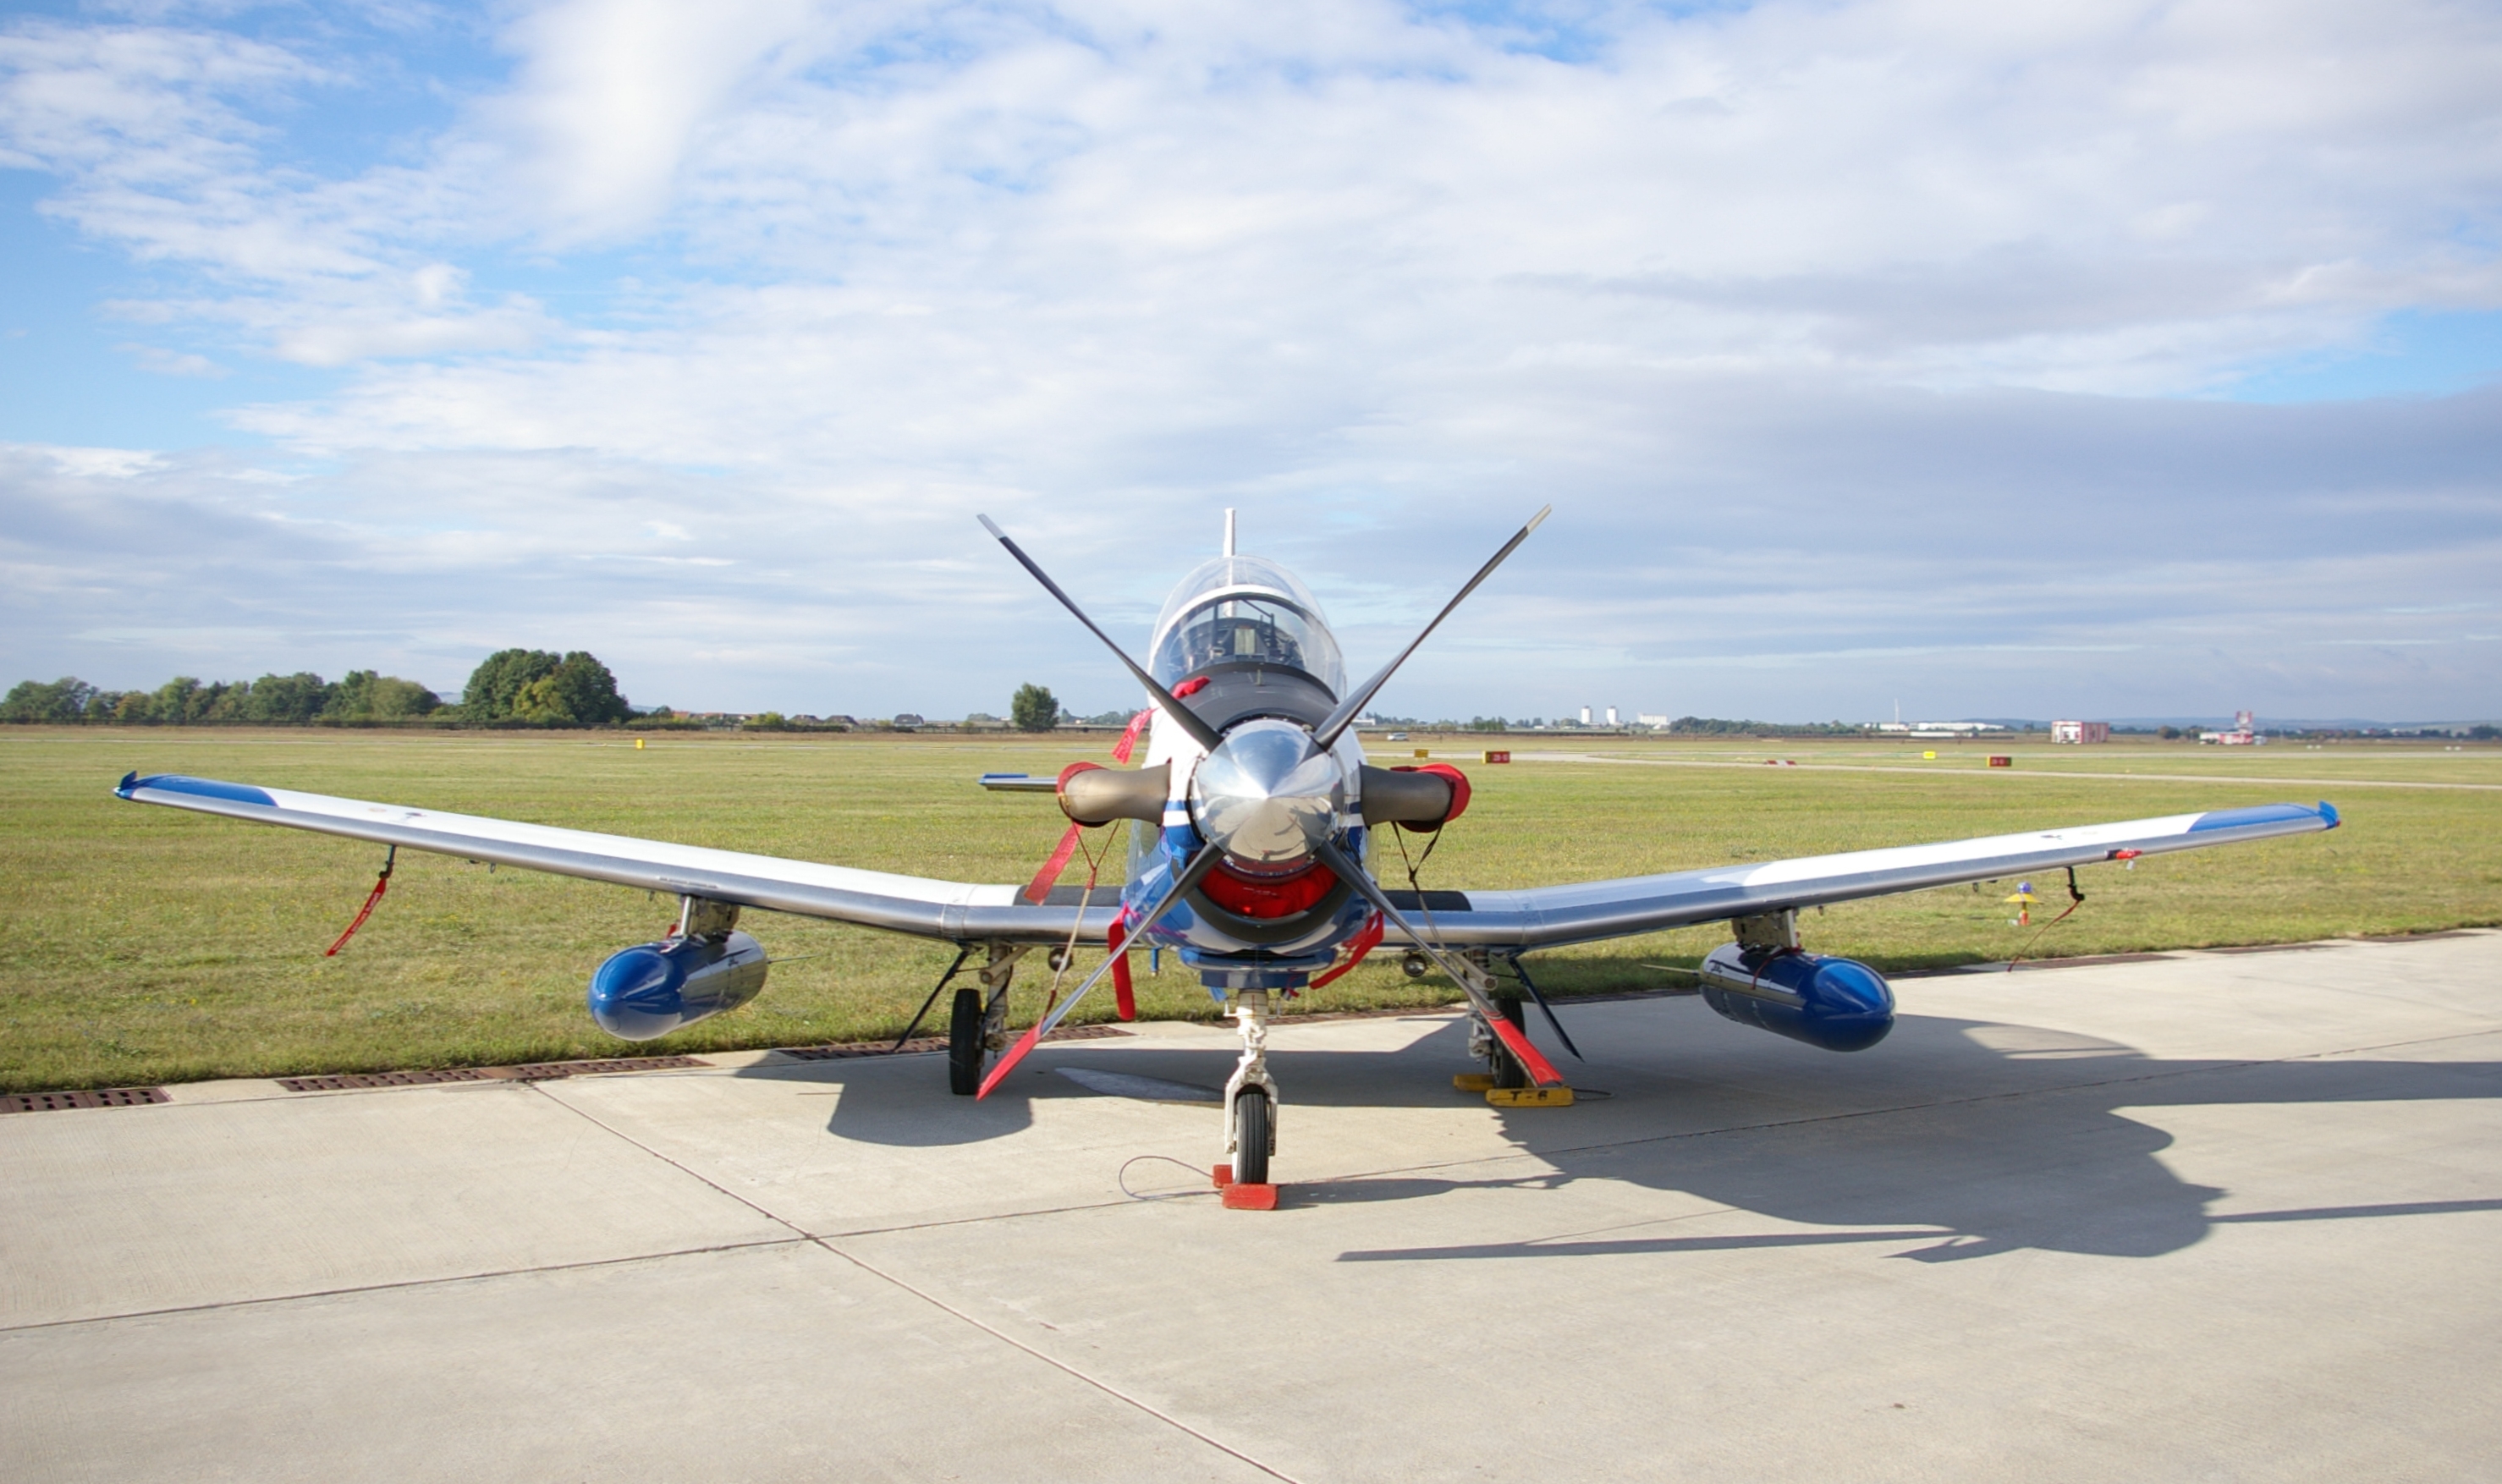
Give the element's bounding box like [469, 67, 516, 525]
[0, 1237, 809, 1335]
[526, 1084, 1306, 1484]
[527, 1082, 817, 1239]
[815, 1240, 1306, 1484]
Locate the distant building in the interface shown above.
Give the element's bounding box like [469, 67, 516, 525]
[1579, 706, 1592, 725]
[2199, 709, 2263, 746]
[1605, 706, 1619, 726]
[1637, 712, 1670, 728]
[2051, 719, 2110, 745]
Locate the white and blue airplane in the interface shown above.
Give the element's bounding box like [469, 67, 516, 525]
[116, 510, 2339, 1189]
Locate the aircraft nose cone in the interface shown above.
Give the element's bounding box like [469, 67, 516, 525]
[1191, 718, 1344, 864]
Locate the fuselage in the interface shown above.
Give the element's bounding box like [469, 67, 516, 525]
[1123, 553, 1379, 987]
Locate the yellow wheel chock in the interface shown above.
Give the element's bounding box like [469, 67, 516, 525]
[1486, 1086, 1574, 1108]
[1457, 1072, 1575, 1107]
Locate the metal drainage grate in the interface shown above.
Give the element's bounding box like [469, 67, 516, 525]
[277, 1069, 492, 1091]
[779, 1023, 1133, 1061]
[491, 1056, 709, 1081]
[1, 1086, 171, 1114]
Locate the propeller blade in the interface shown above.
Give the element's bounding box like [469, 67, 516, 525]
[978, 515, 1224, 754]
[1311, 505, 1549, 750]
[1310, 837, 1564, 1087]
[977, 842, 1226, 1097]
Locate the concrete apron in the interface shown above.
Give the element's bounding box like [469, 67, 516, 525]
[4, 933, 2499, 1482]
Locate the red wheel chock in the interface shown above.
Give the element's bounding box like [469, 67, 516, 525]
[1212, 1165, 1278, 1208]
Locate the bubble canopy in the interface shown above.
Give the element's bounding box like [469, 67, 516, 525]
[1149, 556, 1345, 696]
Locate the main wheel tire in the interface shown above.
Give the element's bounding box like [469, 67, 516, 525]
[1234, 1088, 1271, 1185]
[948, 987, 985, 1096]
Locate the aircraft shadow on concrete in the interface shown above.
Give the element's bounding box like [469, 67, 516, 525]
[762, 998, 2501, 1261]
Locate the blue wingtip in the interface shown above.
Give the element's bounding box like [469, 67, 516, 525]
[2319, 800, 2340, 829]
[114, 773, 278, 807]
[115, 771, 138, 799]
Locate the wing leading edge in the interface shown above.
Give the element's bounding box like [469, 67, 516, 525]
[114, 773, 1114, 945]
[1373, 802, 2339, 951]
[118, 774, 2334, 956]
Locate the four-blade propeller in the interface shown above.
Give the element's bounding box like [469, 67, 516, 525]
[977, 506, 1557, 1094]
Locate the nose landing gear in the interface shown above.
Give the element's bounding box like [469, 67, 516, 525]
[1216, 989, 1280, 1208]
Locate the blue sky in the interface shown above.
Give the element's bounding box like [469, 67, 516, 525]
[3, 0, 2498, 723]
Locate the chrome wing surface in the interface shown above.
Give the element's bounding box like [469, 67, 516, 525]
[1378, 802, 2340, 951]
[115, 773, 1115, 945]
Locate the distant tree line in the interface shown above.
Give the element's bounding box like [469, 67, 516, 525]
[459, 649, 631, 724]
[3, 648, 634, 728]
[1667, 717, 1870, 736]
[1010, 683, 1060, 733]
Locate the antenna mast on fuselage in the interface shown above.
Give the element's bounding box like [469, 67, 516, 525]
[1224, 508, 1237, 558]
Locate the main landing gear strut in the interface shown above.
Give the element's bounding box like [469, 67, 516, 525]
[932, 937, 1566, 1201]
[948, 943, 1026, 1096]
[1456, 951, 1576, 1108]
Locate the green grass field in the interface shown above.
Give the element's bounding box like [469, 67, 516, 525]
[4, 727, 2498, 1091]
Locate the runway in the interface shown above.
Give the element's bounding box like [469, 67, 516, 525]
[6, 932, 2499, 1481]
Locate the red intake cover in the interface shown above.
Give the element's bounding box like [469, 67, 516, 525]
[1200, 859, 1339, 919]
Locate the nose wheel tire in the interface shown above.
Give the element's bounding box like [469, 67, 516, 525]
[1233, 1087, 1272, 1184]
[948, 987, 986, 1096]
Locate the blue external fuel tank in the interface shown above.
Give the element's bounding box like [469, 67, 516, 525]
[587, 931, 768, 1041]
[1695, 942, 1894, 1053]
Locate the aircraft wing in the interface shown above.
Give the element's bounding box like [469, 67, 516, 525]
[1378, 802, 2340, 952]
[114, 773, 1116, 945]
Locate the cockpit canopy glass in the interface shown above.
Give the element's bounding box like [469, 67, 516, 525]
[1149, 556, 1345, 696]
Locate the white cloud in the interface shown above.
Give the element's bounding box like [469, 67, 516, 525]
[1, 1, 2498, 717]
[5, 442, 167, 478]
[487, 0, 850, 241]
[122, 344, 230, 376]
